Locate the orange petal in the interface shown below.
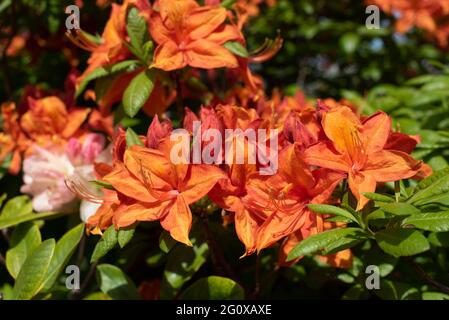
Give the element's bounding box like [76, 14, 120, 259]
[234, 201, 260, 257]
[362, 111, 391, 154]
[151, 40, 186, 71]
[62, 108, 91, 138]
[185, 39, 238, 69]
[363, 150, 423, 182]
[180, 164, 226, 204]
[103, 163, 159, 202]
[278, 145, 315, 189]
[149, 14, 172, 45]
[322, 106, 362, 159]
[348, 171, 376, 211]
[204, 24, 242, 45]
[160, 195, 193, 246]
[304, 141, 349, 172]
[124, 145, 176, 189]
[320, 249, 353, 269]
[186, 6, 227, 40]
[114, 201, 168, 228]
[256, 206, 308, 251]
[159, 0, 198, 29]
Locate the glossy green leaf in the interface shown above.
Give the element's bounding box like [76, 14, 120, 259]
[118, 227, 136, 248]
[375, 229, 430, 257]
[91, 226, 118, 263]
[160, 241, 209, 299]
[0, 211, 66, 230]
[287, 228, 366, 261]
[0, 195, 32, 219]
[96, 264, 140, 300]
[123, 70, 155, 118]
[159, 230, 177, 253]
[76, 60, 140, 97]
[307, 204, 359, 224]
[12, 239, 55, 300]
[380, 203, 421, 216]
[224, 41, 249, 58]
[6, 222, 42, 279]
[180, 276, 244, 300]
[42, 224, 84, 291]
[402, 211, 449, 232]
[125, 128, 144, 147]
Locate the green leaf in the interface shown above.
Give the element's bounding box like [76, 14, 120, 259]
[221, 0, 236, 9]
[6, 222, 42, 279]
[224, 41, 249, 58]
[362, 192, 395, 203]
[375, 280, 420, 300]
[287, 228, 366, 261]
[91, 226, 118, 263]
[118, 227, 136, 248]
[0, 195, 32, 219]
[76, 60, 140, 97]
[159, 230, 177, 253]
[160, 241, 209, 299]
[307, 204, 359, 224]
[42, 224, 84, 291]
[402, 211, 449, 232]
[12, 239, 55, 300]
[375, 229, 430, 257]
[408, 167, 449, 206]
[90, 180, 115, 190]
[341, 284, 367, 300]
[96, 264, 140, 300]
[83, 292, 112, 300]
[180, 276, 244, 300]
[126, 8, 149, 56]
[123, 70, 155, 118]
[422, 292, 449, 300]
[125, 128, 144, 147]
[428, 232, 449, 247]
[0, 211, 65, 229]
[380, 203, 421, 216]
[364, 246, 398, 277]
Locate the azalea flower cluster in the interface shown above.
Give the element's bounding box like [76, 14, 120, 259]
[0, 0, 432, 270]
[85, 94, 431, 267]
[0, 78, 110, 218]
[369, 0, 449, 47]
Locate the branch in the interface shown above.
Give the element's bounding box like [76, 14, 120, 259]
[407, 258, 449, 295]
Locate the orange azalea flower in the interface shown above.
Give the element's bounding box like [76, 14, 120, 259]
[242, 144, 344, 252]
[150, 0, 241, 71]
[0, 97, 90, 175]
[90, 141, 226, 245]
[369, 0, 449, 46]
[72, 0, 151, 89]
[20, 96, 90, 143]
[0, 103, 29, 174]
[304, 106, 430, 210]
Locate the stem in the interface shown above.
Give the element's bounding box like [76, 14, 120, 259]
[1, 229, 10, 245]
[200, 216, 239, 283]
[407, 258, 449, 294]
[0, 252, 5, 267]
[394, 180, 400, 202]
[76, 232, 86, 267]
[70, 262, 98, 300]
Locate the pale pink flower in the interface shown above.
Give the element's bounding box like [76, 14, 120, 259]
[21, 133, 107, 214]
